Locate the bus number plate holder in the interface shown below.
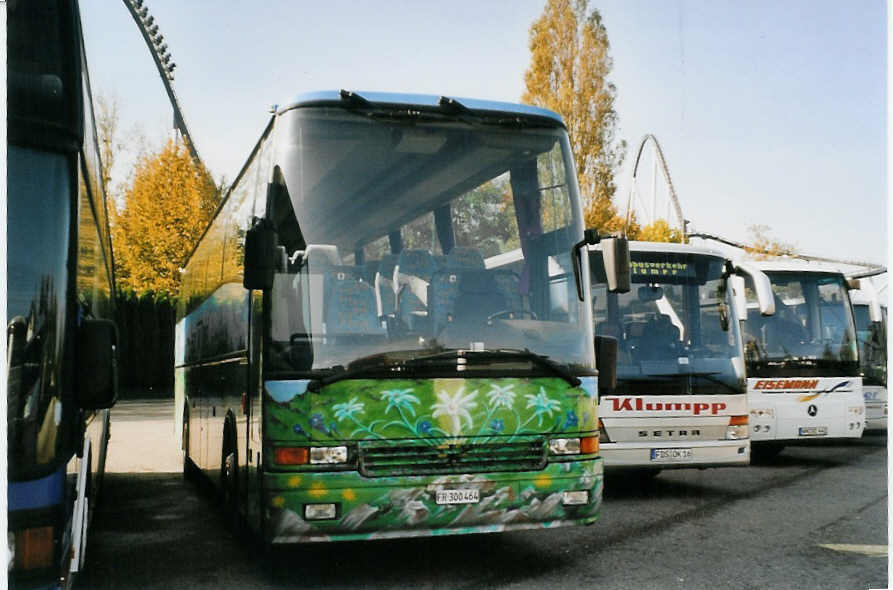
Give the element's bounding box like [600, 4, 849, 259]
[798, 426, 828, 436]
[435, 489, 480, 505]
[650, 448, 693, 462]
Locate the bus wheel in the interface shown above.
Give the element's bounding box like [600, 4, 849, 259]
[182, 408, 196, 482]
[222, 443, 241, 534]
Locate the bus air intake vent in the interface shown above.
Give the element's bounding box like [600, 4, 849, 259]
[358, 437, 547, 477]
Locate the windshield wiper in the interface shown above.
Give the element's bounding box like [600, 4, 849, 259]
[307, 348, 581, 392]
[413, 348, 582, 387]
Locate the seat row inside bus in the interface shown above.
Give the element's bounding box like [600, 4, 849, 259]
[292, 243, 523, 340]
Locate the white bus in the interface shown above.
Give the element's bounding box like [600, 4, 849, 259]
[588, 242, 775, 474]
[740, 261, 865, 456]
[849, 280, 886, 430]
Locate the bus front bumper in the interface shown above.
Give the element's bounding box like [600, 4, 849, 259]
[600, 440, 749, 469]
[262, 459, 602, 543]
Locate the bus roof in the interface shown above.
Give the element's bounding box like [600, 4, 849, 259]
[746, 259, 848, 275]
[588, 240, 729, 260]
[275, 90, 566, 126]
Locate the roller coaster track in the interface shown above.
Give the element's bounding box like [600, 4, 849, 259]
[626, 134, 686, 237]
[121, 0, 202, 166]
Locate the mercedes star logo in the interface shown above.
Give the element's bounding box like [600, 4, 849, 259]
[807, 404, 818, 417]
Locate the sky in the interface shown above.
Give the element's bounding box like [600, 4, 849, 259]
[80, 0, 887, 265]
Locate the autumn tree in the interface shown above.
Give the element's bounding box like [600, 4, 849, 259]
[112, 139, 220, 296]
[637, 219, 684, 243]
[523, 0, 626, 234]
[745, 224, 796, 259]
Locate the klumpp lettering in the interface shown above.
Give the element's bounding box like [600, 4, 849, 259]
[609, 397, 727, 415]
[753, 380, 820, 391]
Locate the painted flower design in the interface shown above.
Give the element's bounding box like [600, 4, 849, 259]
[525, 387, 561, 427]
[432, 386, 478, 434]
[490, 418, 505, 433]
[292, 423, 307, 437]
[309, 413, 328, 433]
[417, 420, 433, 434]
[333, 396, 364, 421]
[381, 388, 421, 416]
[563, 409, 579, 428]
[486, 383, 516, 410]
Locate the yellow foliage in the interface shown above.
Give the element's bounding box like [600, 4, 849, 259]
[637, 219, 685, 243]
[745, 224, 796, 260]
[524, 0, 626, 234]
[112, 139, 220, 296]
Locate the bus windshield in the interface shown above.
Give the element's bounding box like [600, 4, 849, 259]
[853, 303, 886, 386]
[591, 249, 744, 395]
[266, 106, 592, 376]
[743, 272, 858, 369]
[7, 146, 72, 478]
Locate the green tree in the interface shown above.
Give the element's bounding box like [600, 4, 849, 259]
[523, 0, 626, 234]
[112, 139, 220, 296]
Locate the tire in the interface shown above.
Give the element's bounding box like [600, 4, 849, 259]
[183, 407, 196, 481]
[221, 428, 241, 534]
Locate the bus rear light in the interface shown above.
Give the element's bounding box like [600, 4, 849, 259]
[273, 447, 309, 465]
[729, 415, 748, 426]
[12, 526, 54, 571]
[580, 436, 599, 455]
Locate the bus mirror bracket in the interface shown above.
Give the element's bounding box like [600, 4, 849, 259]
[572, 229, 601, 301]
[734, 262, 775, 316]
[595, 335, 618, 395]
[243, 217, 278, 291]
[76, 319, 119, 410]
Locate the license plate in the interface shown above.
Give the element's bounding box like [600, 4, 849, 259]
[435, 489, 480, 505]
[650, 448, 693, 462]
[798, 426, 828, 436]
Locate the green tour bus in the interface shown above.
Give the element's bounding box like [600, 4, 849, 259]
[175, 90, 626, 544]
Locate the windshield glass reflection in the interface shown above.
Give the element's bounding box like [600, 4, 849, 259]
[266, 106, 592, 376]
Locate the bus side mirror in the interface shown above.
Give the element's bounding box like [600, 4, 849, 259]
[602, 236, 630, 294]
[77, 319, 118, 410]
[243, 217, 278, 290]
[730, 275, 747, 322]
[595, 335, 618, 395]
[734, 262, 775, 316]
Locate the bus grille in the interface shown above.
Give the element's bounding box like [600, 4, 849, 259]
[358, 437, 547, 477]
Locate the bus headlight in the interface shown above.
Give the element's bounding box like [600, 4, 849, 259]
[549, 436, 599, 455]
[726, 416, 749, 440]
[750, 408, 774, 418]
[310, 446, 349, 464]
[549, 438, 581, 455]
[848, 406, 864, 416]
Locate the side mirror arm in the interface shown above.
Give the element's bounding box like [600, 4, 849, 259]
[572, 229, 601, 301]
